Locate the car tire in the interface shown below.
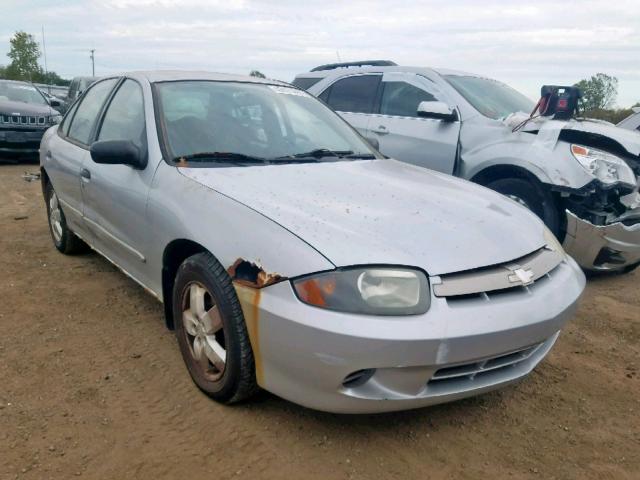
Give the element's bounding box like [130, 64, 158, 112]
[45, 182, 88, 254]
[173, 252, 258, 404]
[485, 177, 562, 237]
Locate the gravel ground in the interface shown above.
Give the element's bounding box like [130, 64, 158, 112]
[1, 163, 638, 480]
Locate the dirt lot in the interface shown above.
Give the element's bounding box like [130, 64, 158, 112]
[0, 163, 638, 480]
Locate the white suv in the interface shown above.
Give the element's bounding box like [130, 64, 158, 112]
[293, 61, 640, 273]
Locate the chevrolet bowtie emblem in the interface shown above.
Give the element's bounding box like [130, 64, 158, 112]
[508, 267, 534, 285]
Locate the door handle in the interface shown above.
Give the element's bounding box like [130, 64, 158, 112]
[80, 168, 91, 180]
[371, 125, 389, 135]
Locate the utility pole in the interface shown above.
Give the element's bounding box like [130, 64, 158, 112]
[89, 49, 95, 76]
[42, 26, 49, 87]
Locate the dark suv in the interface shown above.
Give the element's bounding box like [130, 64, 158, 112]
[0, 80, 62, 158]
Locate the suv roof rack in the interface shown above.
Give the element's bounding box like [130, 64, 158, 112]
[310, 60, 397, 72]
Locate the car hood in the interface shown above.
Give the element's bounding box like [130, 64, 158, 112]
[522, 117, 640, 157]
[180, 159, 546, 276]
[0, 99, 58, 116]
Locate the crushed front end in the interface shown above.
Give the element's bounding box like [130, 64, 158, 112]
[556, 136, 640, 271]
[561, 183, 640, 272]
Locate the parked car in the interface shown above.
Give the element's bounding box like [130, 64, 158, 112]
[62, 76, 98, 112]
[0, 79, 62, 158]
[40, 71, 585, 413]
[618, 106, 640, 132]
[293, 61, 640, 273]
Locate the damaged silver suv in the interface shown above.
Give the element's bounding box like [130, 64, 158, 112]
[294, 61, 640, 273]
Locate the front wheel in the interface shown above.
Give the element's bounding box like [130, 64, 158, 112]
[485, 177, 562, 237]
[173, 252, 258, 404]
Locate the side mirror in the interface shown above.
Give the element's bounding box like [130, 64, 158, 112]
[49, 98, 61, 107]
[364, 135, 380, 150]
[417, 101, 458, 121]
[90, 140, 147, 169]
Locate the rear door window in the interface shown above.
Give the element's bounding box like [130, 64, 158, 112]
[67, 78, 118, 145]
[324, 75, 381, 114]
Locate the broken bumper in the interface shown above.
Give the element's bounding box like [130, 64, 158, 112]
[563, 210, 640, 272]
[241, 258, 584, 414]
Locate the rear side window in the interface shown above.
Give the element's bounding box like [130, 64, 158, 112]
[291, 77, 322, 91]
[67, 78, 118, 145]
[98, 79, 146, 152]
[380, 81, 437, 117]
[324, 75, 380, 114]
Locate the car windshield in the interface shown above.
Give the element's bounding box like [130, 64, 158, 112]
[0, 81, 48, 106]
[155, 80, 379, 163]
[445, 75, 535, 120]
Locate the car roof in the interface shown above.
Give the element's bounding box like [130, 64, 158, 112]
[120, 70, 291, 86]
[294, 65, 481, 79]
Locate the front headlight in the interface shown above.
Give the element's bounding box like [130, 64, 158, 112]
[49, 115, 62, 125]
[570, 144, 636, 187]
[292, 267, 430, 315]
[543, 226, 566, 258]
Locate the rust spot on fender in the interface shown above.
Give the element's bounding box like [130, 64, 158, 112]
[228, 258, 285, 387]
[234, 283, 264, 385]
[227, 258, 285, 288]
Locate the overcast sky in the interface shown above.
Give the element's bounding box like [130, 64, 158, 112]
[2, 0, 639, 106]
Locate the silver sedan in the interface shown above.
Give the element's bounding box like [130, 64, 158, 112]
[40, 71, 585, 413]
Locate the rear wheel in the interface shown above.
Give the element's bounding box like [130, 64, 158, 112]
[485, 177, 562, 237]
[45, 183, 87, 254]
[173, 252, 258, 404]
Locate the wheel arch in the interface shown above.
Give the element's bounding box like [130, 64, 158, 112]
[162, 238, 209, 329]
[40, 166, 51, 199]
[470, 164, 546, 188]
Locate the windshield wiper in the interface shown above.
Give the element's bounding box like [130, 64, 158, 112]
[343, 152, 377, 159]
[173, 152, 270, 165]
[278, 148, 353, 160]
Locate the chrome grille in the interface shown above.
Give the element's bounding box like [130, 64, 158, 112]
[433, 247, 563, 298]
[0, 114, 47, 126]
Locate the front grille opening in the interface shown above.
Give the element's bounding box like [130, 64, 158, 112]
[342, 368, 376, 388]
[429, 343, 541, 385]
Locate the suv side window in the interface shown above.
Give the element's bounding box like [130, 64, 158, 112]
[97, 79, 146, 153]
[324, 75, 380, 114]
[380, 81, 437, 117]
[67, 78, 118, 145]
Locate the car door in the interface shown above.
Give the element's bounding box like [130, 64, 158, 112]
[45, 79, 119, 237]
[369, 72, 460, 174]
[319, 74, 381, 137]
[81, 78, 154, 287]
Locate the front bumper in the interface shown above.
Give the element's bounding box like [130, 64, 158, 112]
[0, 127, 47, 154]
[563, 209, 640, 272]
[237, 257, 585, 414]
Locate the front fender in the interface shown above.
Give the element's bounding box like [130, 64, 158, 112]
[146, 162, 336, 295]
[458, 119, 594, 190]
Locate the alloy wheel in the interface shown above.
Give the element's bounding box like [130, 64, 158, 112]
[49, 191, 63, 243]
[181, 282, 227, 381]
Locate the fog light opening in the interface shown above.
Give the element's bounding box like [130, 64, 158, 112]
[342, 368, 376, 389]
[594, 247, 626, 266]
